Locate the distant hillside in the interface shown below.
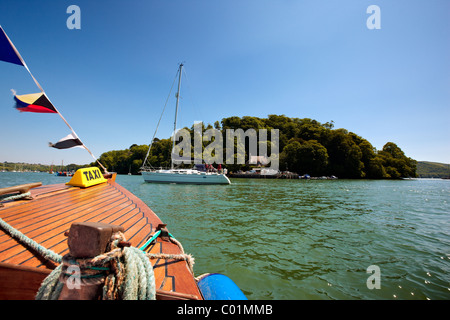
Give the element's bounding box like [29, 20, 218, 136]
[417, 161, 450, 178]
[0, 161, 86, 173]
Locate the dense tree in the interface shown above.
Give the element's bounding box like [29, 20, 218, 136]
[366, 157, 387, 178]
[323, 129, 364, 178]
[280, 139, 328, 176]
[91, 115, 416, 178]
[377, 142, 417, 178]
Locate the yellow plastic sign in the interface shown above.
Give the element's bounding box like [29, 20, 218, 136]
[66, 167, 108, 188]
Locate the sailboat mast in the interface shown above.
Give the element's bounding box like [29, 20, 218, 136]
[172, 63, 183, 169]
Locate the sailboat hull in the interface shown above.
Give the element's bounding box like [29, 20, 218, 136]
[142, 170, 231, 185]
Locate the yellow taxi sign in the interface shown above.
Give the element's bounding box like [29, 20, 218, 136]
[66, 167, 108, 188]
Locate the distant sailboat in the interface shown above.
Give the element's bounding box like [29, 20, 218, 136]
[56, 160, 66, 176]
[141, 64, 230, 185]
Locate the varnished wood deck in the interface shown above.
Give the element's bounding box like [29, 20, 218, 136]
[0, 176, 202, 300]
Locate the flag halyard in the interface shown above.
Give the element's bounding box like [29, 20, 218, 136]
[1, 25, 108, 173]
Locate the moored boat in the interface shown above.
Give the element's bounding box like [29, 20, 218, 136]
[140, 64, 230, 185]
[142, 168, 231, 185]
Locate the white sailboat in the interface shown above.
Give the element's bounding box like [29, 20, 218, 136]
[141, 64, 231, 185]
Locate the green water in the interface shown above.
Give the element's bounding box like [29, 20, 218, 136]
[1, 172, 449, 300]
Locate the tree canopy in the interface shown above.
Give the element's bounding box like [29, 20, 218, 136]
[92, 115, 417, 178]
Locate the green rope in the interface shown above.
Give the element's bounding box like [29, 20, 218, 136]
[140, 230, 195, 275]
[0, 192, 32, 208]
[138, 230, 177, 251]
[35, 265, 64, 300]
[88, 266, 110, 271]
[0, 191, 31, 202]
[0, 217, 62, 264]
[138, 230, 161, 251]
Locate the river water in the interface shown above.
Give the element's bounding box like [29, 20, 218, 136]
[1, 172, 449, 300]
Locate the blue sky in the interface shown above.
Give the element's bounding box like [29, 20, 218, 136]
[0, 0, 449, 165]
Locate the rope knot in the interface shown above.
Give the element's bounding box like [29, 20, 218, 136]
[36, 230, 156, 300]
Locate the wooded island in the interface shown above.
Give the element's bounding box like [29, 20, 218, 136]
[93, 115, 417, 179]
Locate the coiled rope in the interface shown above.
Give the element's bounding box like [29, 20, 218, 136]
[36, 231, 156, 300]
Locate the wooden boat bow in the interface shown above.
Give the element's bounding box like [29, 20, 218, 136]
[0, 170, 202, 300]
